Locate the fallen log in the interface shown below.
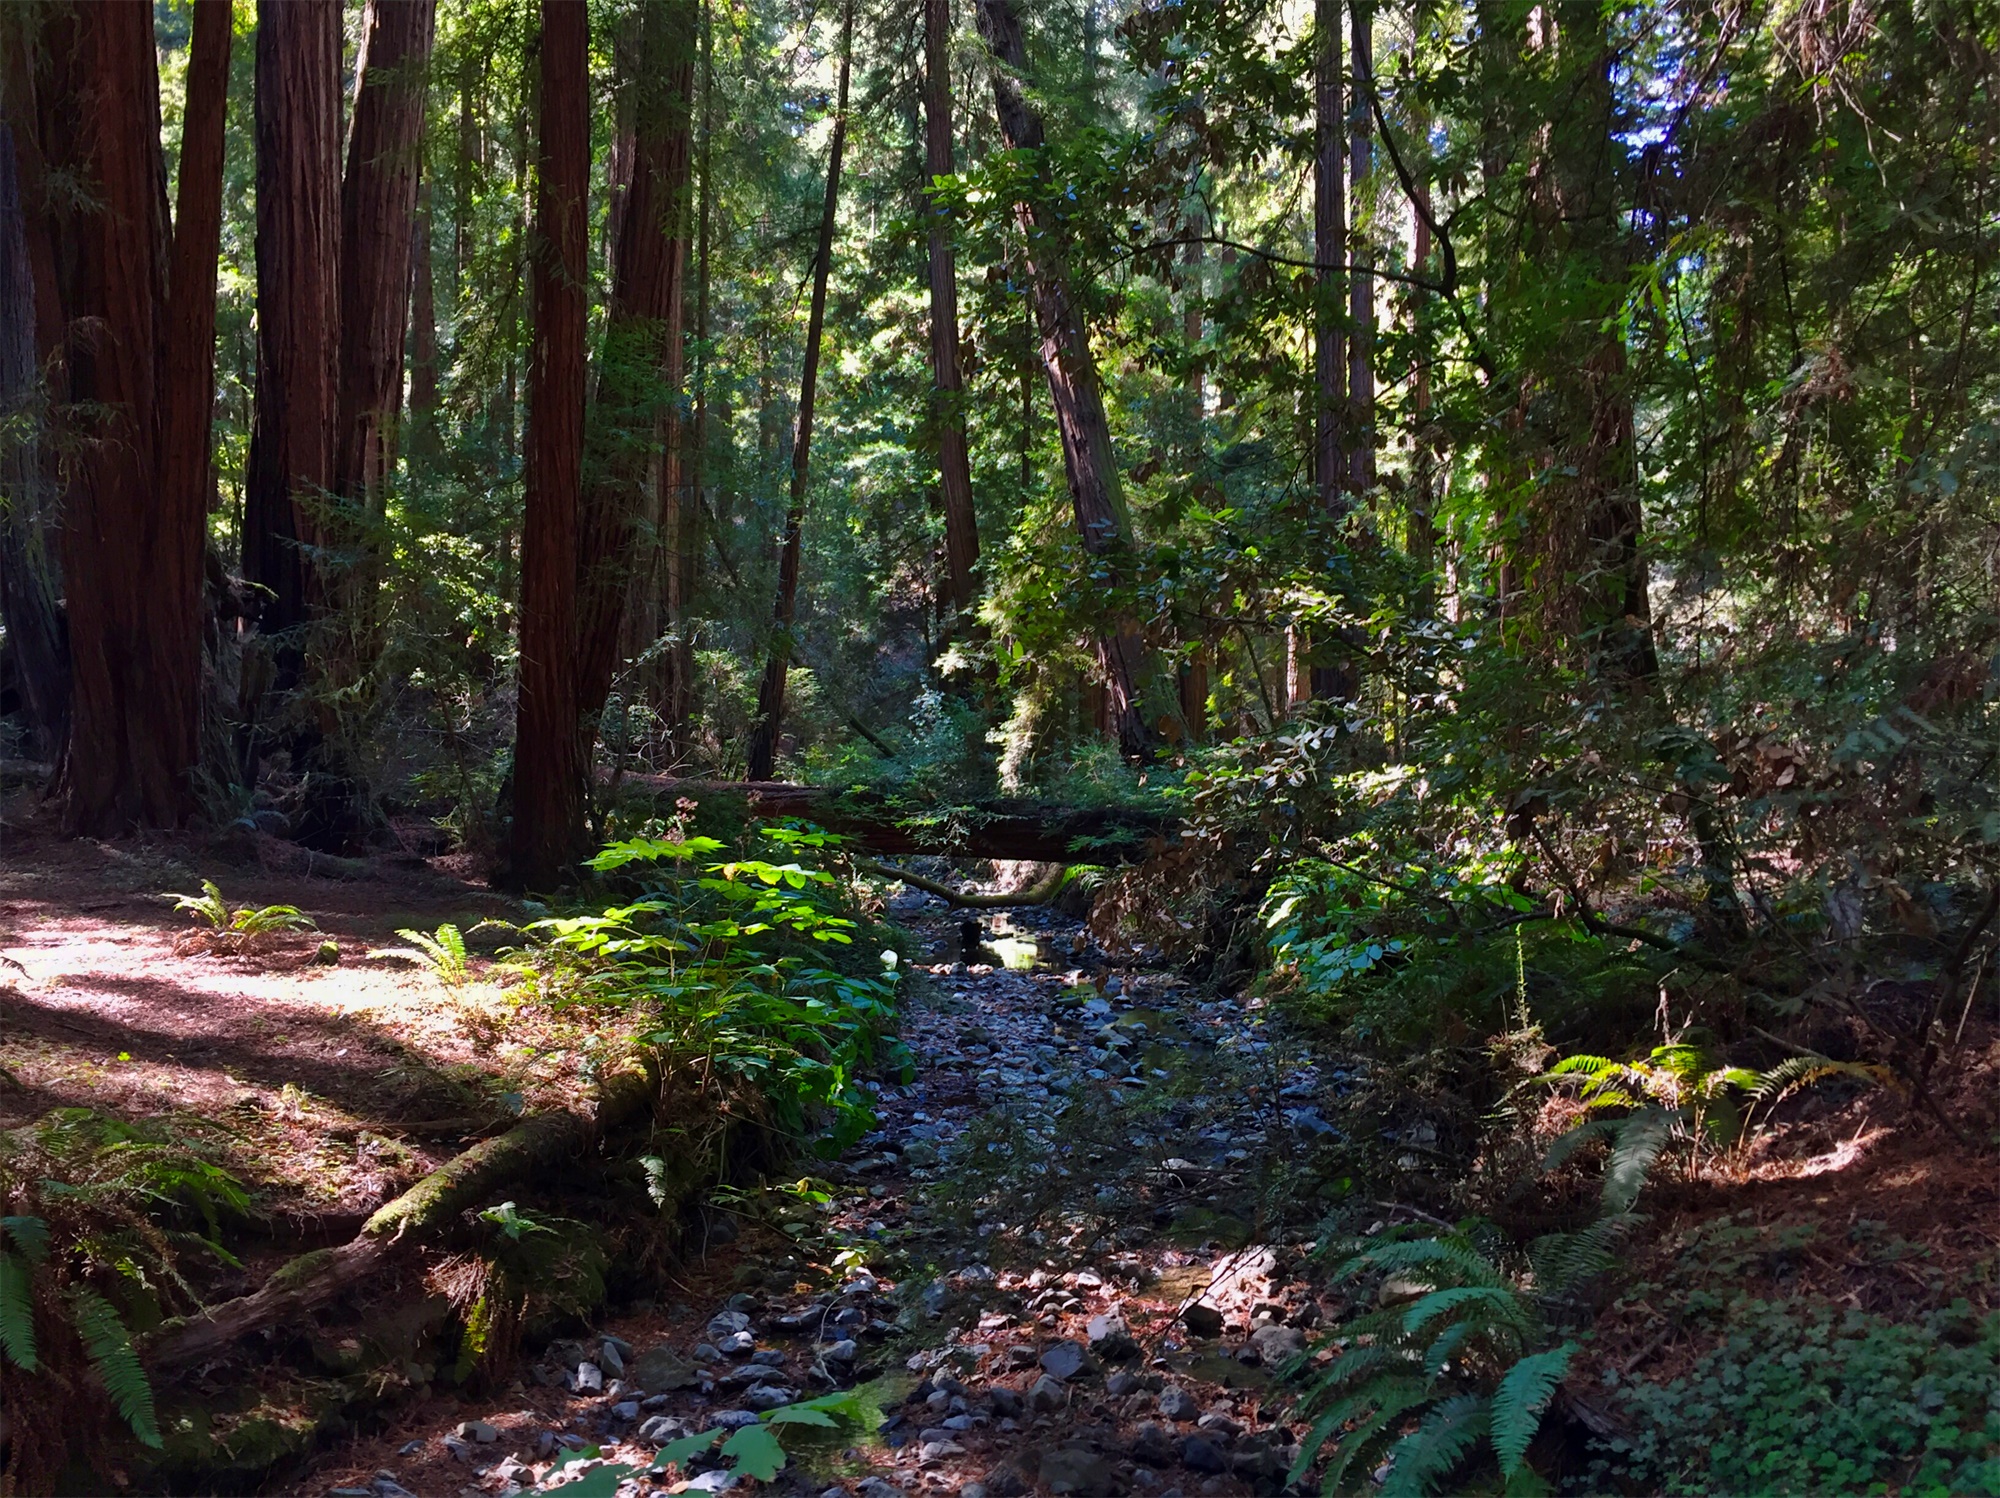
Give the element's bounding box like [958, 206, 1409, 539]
[146, 1060, 659, 1372]
[622, 777, 1178, 865]
[857, 859, 1067, 909]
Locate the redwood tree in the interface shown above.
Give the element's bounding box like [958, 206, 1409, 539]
[510, 0, 592, 883]
[245, 0, 342, 639]
[744, 0, 853, 783]
[334, 0, 437, 526]
[923, 0, 978, 624]
[975, 0, 1154, 758]
[34, 1, 210, 831]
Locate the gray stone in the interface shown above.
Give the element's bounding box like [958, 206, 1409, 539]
[681, 1473, 738, 1493]
[856, 1481, 903, 1498]
[900, 1140, 940, 1167]
[743, 1383, 799, 1411]
[1157, 1386, 1199, 1422]
[440, 1436, 473, 1461]
[1088, 1313, 1141, 1362]
[638, 1415, 687, 1443]
[712, 1409, 762, 1429]
[987, 1385, 1025, 1418]
[1179, 1436, 1229, 1474]
[610, 1400, 641, 1421]
[1248, 1324, 1306, 1366]
[1181, 1304, 1225, 1339]
[706, 1309, 752, 1341]
[454, 1421, 499, 1443]
[825, 1338, 859, 1363]
[718, 1330, 756, 1356]
[1106, 1370, 1142, 1397]
[751, 1348, 787, 1366]
[572, 1361, 604, 1393]
[633, 1346, 701, 1393]
[981, 1464, 1032, 1498]
[921, 1439, 966, 1463]
[1040, 1445, 1114, 1494]
[598, 1340, 626, 1376]
[694, 1342, 722, 1363]
[1028, 1374, 1068, 1412]
[1131, 1422, 1176, 1467]
[371, 1480, 419, 1498]
[1039, 1339, 1095, 1381]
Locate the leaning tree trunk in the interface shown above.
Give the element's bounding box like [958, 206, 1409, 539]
[0, 119, 69, 763]
[577, 0, 697, 739]
[974, 0, 1154, 760]
[743, 0, 853, 783]
[245, 0, 342, 643]
[509, 0, 593, 886]
[334, 0, 436, 528]
[35, 1, 202, 832]
[923, 0, 979, 625]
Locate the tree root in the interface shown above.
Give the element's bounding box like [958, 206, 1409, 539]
[146, 1060, 660, 1372]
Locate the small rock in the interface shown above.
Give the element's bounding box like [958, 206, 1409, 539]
[610, 1400, 641, 1421]
[599, 1339, 627, 1376]
[751, 1348, 787, 1367]
[726, 1291, 759, 1313]
[1131, 1422, 1176, 1467]
[718, 1330, 756, 1356]
[694, 1342, 722, 1363]
[681, 1473, 738, 1493]
[824, 1338, 859, 1364]
[1181, 1304, 1225, 1339]
[372, 1478, 420, 1498]
[573, 1361, 605, 1393]
[1087, 1313, 1140, 1362]
[857, 1480, 904, 1498]
[1028, 1374, 1068, 1412]
[455, 1420, 499, 1444]
[1179, 1435, 1230, 1474]
[712, 1409, 762, 1429]
[1039, 1340, 1095, 1382]
[632, 1345, 701, 1393]
[987, 1386, 1025, 1418]
[981, 1464, 1032, 1498]
[1158, 1386, 1199, 1421]
[1249, 1324, 1306, 1365]
[638, 1415, 687, 1443]
[707, 1309, 753, 1342]
[1106, 1371, 1141, 1397]
[1040, 1445, 1114, 1494]
[921, 1439, 967, 1463]
[441, 1436, 473, 1461]
[901, 1139, 941, 1167]
[744, 1382, 800, 1411]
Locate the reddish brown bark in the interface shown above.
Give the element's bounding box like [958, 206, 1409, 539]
[1347, 0, 1375, 495]
[36, 1, 200, 831]
[579, 0, 696, 737]
[510, 0, 592, 884]
[1313, 0, 1345, 516]
[334, 0, 437, 524]
[159, 0, 232, 636]
[975, 0, 1153, 758]
[408, 172, 441, 460]
[744, 0, 852, 784]
[245, 0, 342, 638]
[923, 0, 978, 621]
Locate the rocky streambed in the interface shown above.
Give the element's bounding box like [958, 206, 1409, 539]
[299, 896, 1357, 1498]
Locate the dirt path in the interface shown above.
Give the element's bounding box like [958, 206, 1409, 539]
[295, 899, 1346, 1498]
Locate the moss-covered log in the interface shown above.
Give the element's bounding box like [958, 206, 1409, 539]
[625, 776, 1179, 865]
[146, 1061, 659, 1372]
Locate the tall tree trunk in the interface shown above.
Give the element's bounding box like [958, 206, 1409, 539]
[1409, 108, 1437, 609]
[1346, 0, 1375, 494]
[35, 1, 201, 831]
[408, 171, 441, 461]
[1313, 0, 1345, 516]
[245, 0, 342, 642]
[744, 0, 853, 783]
[923, 0, 978, 623]
[510, 0, 592, 884]
[680, 0, 716, 753]
[576, 0, 696, 736]
[975, 0, 1154, 759]
[334, 0, 436, 527]
[0, 118, 68, 762]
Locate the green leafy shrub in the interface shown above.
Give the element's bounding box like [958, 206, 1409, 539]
[524, 827, 910, 1152]
[1594, 1300, 2000, 1495]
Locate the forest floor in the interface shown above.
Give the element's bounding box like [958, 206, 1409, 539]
[1, 821, 1997, 1497]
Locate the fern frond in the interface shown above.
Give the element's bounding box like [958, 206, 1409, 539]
[1423, 1319, 1474, 1378]
[1541, 1116, 1617, 1173]
[70, 1288, 160, 1446]
[1541, 1054, 1617, 1078]
[1339, 1236, 1506, 1289]
[1400, 1284, 1531, 1339]
[0, 1249, 38, 1370]
[1528, 1212, 1642, 1299]
[1380, 1393, 1492, 1497]
[1303, 1341, 1406, 1400]
[2, 1214, 50, 1262]
[1602, 1107, 1678, 1212]
[1489, 1341, 1575, 1476]
[1318, 1379, 1435, 1495]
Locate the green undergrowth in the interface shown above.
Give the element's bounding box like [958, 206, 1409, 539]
[522, 822, 912, 1154]
[1591, 1299, 2000, 1495]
